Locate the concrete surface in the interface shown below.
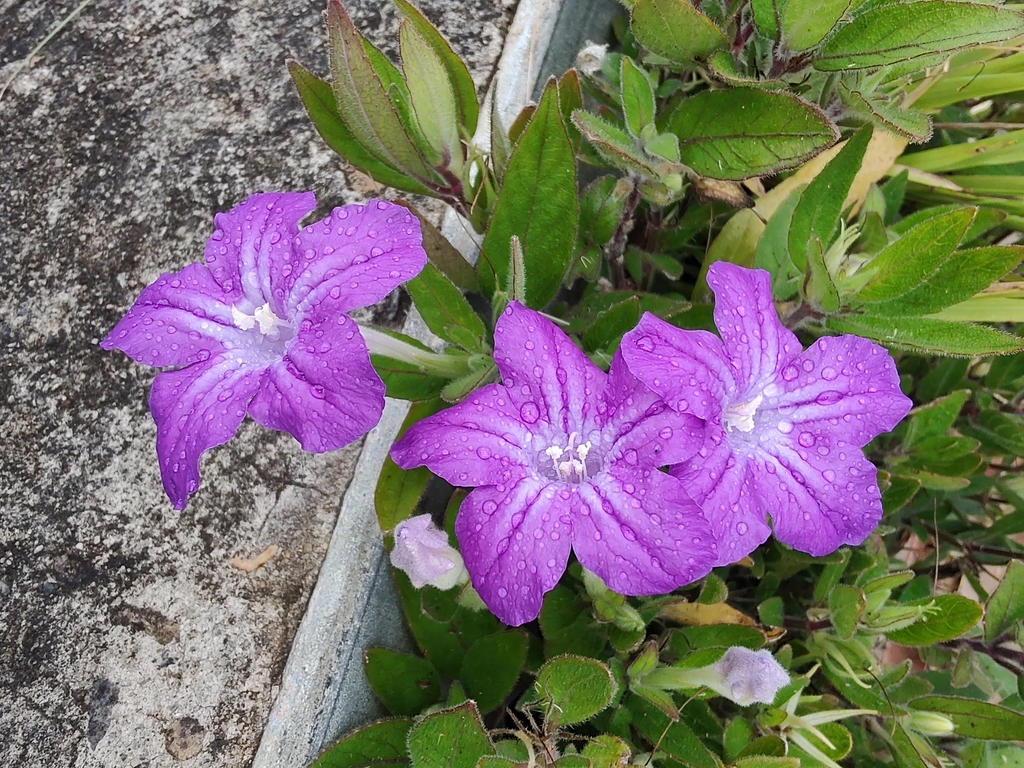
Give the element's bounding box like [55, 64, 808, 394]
[0, 0, 516, 765]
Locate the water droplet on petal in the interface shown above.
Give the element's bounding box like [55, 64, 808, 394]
[635, 335, 655, 352]
[519, 402, 540, 424]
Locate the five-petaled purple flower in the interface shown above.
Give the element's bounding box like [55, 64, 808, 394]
[621, 262, 912, 564]
[102, 192, 427, 509]
[390, 302, 716, 626]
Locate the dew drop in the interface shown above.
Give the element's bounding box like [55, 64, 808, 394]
[782, 365, 798, 381]
[635, 335, 655, 352]
[777, 420, 793, 434]
[519, 402, 540, 424]
[798, 432, 814, 447]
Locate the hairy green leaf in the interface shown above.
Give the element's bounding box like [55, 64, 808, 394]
[407, 702, 494, 768]
[909, 695, 1024, 740]
[309, 718, 413, 768]
[365, 649, 441, 716]
[631, 0, 728, 64]
[827, 314, 1024, 356]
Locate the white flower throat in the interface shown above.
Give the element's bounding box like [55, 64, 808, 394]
[232, 302, 290, 337]
[545, 431, 593, 483]
[724, 393, 763, 433]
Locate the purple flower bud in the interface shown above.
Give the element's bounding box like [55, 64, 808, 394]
[712, 647, 790, 706]
[391, 515, 467, 590]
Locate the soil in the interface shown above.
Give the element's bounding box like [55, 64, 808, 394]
[0, 0, 516, 764]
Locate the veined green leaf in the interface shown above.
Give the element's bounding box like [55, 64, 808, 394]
[750, 0, 780, 39]
[755, 187, 804, 300]
[365, 648, 441, 716]
[393, 0, 479, 136]
[903, 390, 971, 448]
[985, 560, 1024, 643]
[309, 718, 412, 768]
[459, 631, 527, 713]
[782, 0, 851, 51]
[839, 83, 933, 143]
[399, 21, 461, 168]
[407, 702, 494, 768]
[631, 0, 728, 64]
[535, 656, 617, 727]
[620, 56, 656, 137]
[962, 409, 1024, 459]
[288, 62, 434, 196]
[478, 79, 578, 307]
[909, 696, 1024, 740]
[826, 314, 1024, 356]
[405, 264, 486, 347]
[855, 208, 975, 302]
[573, 110, 660, 176]
[662, 88, 839, 180]
[862, 246, 1023, 315]
[326, 1, 437, 182]
[814, 1, 1024, 71]
[884, 595, 982, 645]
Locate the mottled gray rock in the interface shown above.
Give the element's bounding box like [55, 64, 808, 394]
[0, 0, 514, 765]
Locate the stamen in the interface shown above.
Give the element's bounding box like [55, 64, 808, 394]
[724, 393, 764, 433]
[544, 435, 593, 482]
[231, 305, 256, 331]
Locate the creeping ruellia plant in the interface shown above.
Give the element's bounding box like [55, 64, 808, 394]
[101, 0, 1024, 765]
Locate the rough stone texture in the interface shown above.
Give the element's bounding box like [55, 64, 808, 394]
[0, 0, 515, 765]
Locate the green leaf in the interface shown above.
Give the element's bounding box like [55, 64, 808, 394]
[663, 88, 839, 181]
[838, 83, 933, 143]
[631, 0, 728, 64]
[534, 655, 617, 726]
[888, 722, 929, 768]
[440, 360, 497, 402]
[962, 409, 1024, 459]
[288, 62, 433, 196]
[814, 1, 1024, 71]
[459, 631, 527, 713]
[781, 0, 851, 51]
[909, 695, 1024, 740]
[789, 126, 872, 311]
[310, 718, 413, 768]
[826, 314, 1024, 356]
[985, 560, 1024, 643]
[365, 648, 441, 717]
[372, 352, 450, 401]
[393, 0, 478, 136]
[539, 585, 608, 659]
[325, 1, 436, 182]
[399, 21, 461, 167]
[884, 595, 982, 646]
[627, 694, 719, 768]
[621, 56, 656, 137]
[582, 734, 632, 768]
[856, 208, 975, 302]
[758, 596, 785, 627]
[478, 79, 578, 307]
[899, 129, 1024, 174]
[734, 758, 800, 768]
[405, 264, 486, 348]
[986, 352, 1024, 391]
[393, 202, 478, 292]
[582, 297, 641, 354]
[750, 0, 779, 38]
[903, 390, 971, 448]
[407, 702, 494, 768]
[754, 187, 803, 301]
[375, 399, 444, 531]
[864, 246, 1023, 316]
[829, 584, 867, 639]
[573, 110, 659, 177]
[788, 722, 852, 764]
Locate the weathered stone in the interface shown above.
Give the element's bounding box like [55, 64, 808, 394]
[0, 0, 515, 764]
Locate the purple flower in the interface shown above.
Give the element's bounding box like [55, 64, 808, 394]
[621, 262, 911, 563]
[101, 192, 427, 509]
[391, 514, 468, 590]
[390, 302, 716, 626]
[712, 647, 790, 706]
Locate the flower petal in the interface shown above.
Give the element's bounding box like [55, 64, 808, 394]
[204, 191, 316, 312]
[455, 478, 573, 626]
[753, 444, 882, 556]
[767, 334, 912, 447]
[100, 264, 246, 368]
[248, 314, 385, 452]
[149, 359, 264, 509]
[575, 466, 716, 595]
[285, 200, 427, 316]
[492, 302, 604, 435]
[672, 441, 771, 566]
[391, 383, 534, 487]
[706, 262, 802, 393]
[604, 350, 706, 467]
[620, 313, 734, 420]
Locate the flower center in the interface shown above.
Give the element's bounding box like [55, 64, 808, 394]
[723, 393, 764, 433]
[543, 431, 594, 483]
[232, 302, 291, 337]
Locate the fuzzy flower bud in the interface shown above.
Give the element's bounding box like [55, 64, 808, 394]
[645, 647, 791, 707]
[391, 515, 468, 590]
[713, 647, 791, 706]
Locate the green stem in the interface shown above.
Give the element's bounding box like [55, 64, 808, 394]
[358, 325, 471, 378]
